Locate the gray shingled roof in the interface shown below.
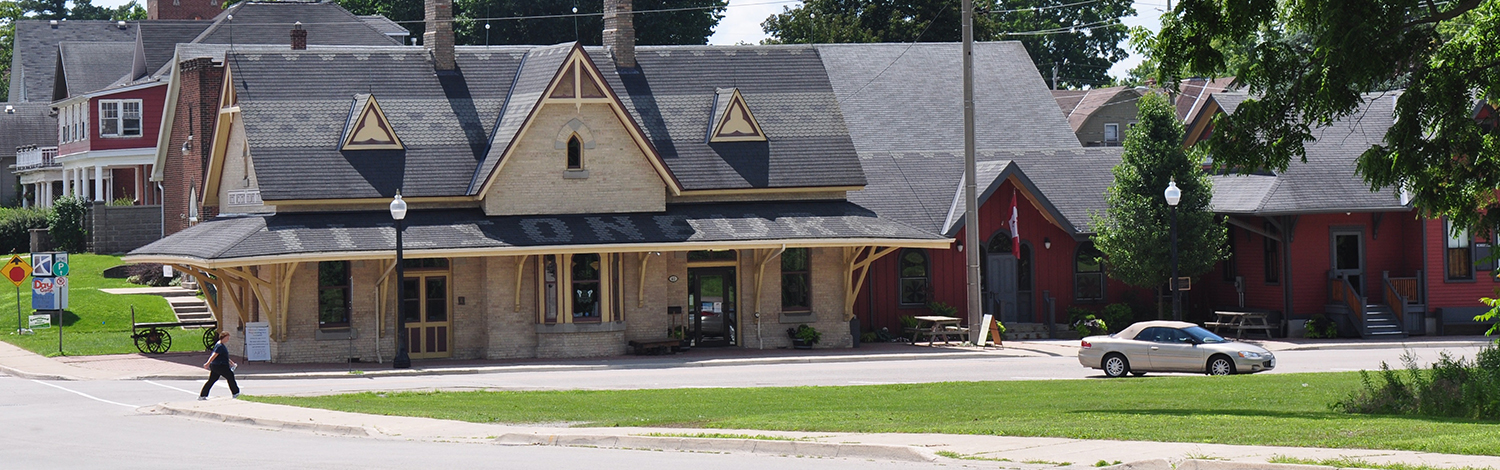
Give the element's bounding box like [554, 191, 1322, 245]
[192, 2, 401, 47]
[817, 42, 1082, 154]
[594, 44, 864, 191]
[470, 43, 573, 193]
[55, 41, 137, 99]
[130, 201, 942, 263]
[1207, 92, 1408, 214]
[0, 103, 58, 156]
[357, 15, 410, 40]
[229, 46, 525, 200]
[138, 20, 213, 76]
[1057, 86, 1138, 132]
[10, 20, 138, 102]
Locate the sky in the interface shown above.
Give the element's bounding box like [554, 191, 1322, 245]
[87, 0, 1165, 83]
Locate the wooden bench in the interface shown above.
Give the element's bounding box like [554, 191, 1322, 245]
[628, 339, 680, 356]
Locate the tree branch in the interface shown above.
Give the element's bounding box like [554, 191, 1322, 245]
[1401, 0, 1482, 29]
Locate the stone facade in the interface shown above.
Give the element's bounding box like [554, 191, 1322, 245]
[86, 202, 163, 254]
[252, 247, 855, 363]
[483, 103, 666, 216]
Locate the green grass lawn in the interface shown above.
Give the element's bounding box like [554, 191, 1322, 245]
[0, 254, 178, 356]
[247, 372, 1500, 456]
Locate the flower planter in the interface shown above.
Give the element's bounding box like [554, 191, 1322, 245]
[792, 338, 813, 349]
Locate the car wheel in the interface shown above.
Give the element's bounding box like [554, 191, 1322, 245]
[1103, 354, 1130, 378]
[1207, 355, 1236, 376]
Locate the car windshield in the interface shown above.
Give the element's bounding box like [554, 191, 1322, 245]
[1182, 326, 1228, 343]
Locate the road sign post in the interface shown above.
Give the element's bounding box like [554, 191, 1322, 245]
[5, 255, 31, 335]
[32, 252, 67, 353]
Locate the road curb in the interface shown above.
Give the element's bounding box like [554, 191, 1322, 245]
[150, 403, 370, 437]
[1105, 459, 1335, 470]
[493, 433, 937, 462]
[0, 363, 79, 381]
[1281, 340, 1494, 351]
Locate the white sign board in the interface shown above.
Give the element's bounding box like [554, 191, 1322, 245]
[27, 314, 51, 328]
[976, 314, 994, 346]
[30, 253, 52, 277]
[244, 322, 271, 362]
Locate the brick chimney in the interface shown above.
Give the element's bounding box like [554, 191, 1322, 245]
[290, 22, 307, 50]
[603, 0, 635, 68]
[147, 0, 221, 20]
[424, 0, 455, 71]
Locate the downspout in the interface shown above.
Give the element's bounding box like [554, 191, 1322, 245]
[755, 244, 786, 350]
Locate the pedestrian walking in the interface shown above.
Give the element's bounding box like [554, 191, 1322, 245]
[199, 331, 239, 400]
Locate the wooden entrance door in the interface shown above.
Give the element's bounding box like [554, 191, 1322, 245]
[402, 274, 451, 359]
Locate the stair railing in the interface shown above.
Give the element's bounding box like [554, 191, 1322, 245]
[1328, 271, 1366, 336]
[1382, 273, 1407, 332]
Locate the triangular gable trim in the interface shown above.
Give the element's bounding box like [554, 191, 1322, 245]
[475, 43, 682, 197]
[942, 161, 1077, 238]
[708, 88, 766, 143]
[342, 94, 404, 150]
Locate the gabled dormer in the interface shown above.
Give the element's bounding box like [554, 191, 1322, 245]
[707, 88, 766, 143]
[342, 94, 403, 150]
[476, 43, 680, 217]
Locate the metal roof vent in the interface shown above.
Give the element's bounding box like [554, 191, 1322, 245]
[117, 20, 127, 29]
[49, 19, 57, 28]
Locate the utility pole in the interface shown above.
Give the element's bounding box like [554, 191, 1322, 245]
[962, 0, 982, 341]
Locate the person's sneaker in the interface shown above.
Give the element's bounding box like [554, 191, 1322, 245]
[232, 393, 240, 399]
[198, 396, 207, 401]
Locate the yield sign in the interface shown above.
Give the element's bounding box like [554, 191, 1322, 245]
[3, 255, 31, 287]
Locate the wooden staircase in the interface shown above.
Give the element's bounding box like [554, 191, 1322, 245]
[1360, 304, 1406, 338]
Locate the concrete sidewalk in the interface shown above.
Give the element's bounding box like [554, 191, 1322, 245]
[150, 398, 1500, 470]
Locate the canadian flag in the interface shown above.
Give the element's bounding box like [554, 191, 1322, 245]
[1009, 188, 1020, 258]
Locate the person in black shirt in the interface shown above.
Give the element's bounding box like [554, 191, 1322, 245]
[199, 331, 240, 400]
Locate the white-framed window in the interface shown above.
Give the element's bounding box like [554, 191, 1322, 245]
[1103, 123, 1120, 144]
[98, 99, 142, 137]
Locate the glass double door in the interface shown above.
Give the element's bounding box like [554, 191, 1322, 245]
[688, 267, 736, 347]
[401, 274, 451, 359]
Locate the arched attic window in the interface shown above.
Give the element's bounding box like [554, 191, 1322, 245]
[566, 134, 583, 170]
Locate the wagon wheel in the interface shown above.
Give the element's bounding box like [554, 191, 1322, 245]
[132, 332, 151, 354]
[202, 327, 218, 351]
[143, 328, 172, 354]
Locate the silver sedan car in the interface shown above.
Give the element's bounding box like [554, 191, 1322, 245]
[1078, 320, 1275, 377]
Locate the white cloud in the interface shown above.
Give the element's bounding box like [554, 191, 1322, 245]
[709, 0, 798, 46]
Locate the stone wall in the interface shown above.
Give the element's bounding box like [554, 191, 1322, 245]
[86, 202, 162, 254]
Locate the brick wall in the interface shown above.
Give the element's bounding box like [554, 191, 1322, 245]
[483, 103, 666, 216]
[148, 0, 222, 20]
[86, 202, 162, 254]
[163, 58, 222, 236]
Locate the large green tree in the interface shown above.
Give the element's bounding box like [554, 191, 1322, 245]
[1091, 92, 1227, 305]
[1149, 0, 1500, 234]
[761, 0, 1134, 89]
[333, 0, 725, 47]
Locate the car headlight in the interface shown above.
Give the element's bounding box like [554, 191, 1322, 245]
[1237, 351, 1263, 360]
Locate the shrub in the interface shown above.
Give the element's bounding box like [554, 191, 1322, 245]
[1069, 307, 1106, 336]
[108, 197, 135, 207]
[898, 315, 919, 329]
[1304, 314, 1339, 338]
[1101, 303, 1134, 333]
[125, 263, 173, 287]
[1333, 345, 1500, 420]
[0, 207, 51, 254]
[787, 324, 821, 344]
[926, 301, 958, 317]
[48, 196, 88, 253]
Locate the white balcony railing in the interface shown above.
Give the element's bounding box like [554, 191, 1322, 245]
[15, 145, 59, 170]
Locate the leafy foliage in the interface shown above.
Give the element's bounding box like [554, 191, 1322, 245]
[760, 0, 1134, 89]
[0, 207, 49, 254]
[1091, 92, 1227, 290]
[1304, 314, 1339, 339]
[787, 324, 820, 344]
[1149, 0, 1500, 233]
[1334, 346, 1500, 420]
[47, 196, 87, 253]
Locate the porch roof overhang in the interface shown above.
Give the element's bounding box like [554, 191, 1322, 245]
[125, 201, 950, 268]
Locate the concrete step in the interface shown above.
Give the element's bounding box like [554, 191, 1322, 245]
[99, 286, 199, 297]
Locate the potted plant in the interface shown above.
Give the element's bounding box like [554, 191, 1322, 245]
[668, 325, 690, 351]
[787, 324, 820, 349]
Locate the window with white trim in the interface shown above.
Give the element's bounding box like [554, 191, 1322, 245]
[99, 99, 142, 137]
[1104, 123, 1120, 144]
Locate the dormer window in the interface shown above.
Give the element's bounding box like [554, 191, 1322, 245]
[99, 99, 142, 137]
[566, 134, 583, 170]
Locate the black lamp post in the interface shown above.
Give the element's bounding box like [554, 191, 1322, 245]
[391, 190, 411, 369]
[1164, 179, 1182, 321]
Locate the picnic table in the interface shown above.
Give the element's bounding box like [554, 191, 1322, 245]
[906, 315, 968, 346]
[1206, 310, 1275, 339]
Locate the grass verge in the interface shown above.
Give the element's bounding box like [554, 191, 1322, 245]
[1268, 455, 1497, 470]
[246, 372, 1500, 456]
[0, 254, 178, 356]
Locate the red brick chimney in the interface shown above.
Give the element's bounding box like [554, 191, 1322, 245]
[290, 22, 307, 50]
[148, 0, 221, 20]
[603, 0, 636, 68]
[424, 0, 455, 71]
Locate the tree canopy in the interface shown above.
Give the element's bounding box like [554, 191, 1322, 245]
[1150, 0, 1500, 233]
[1091, 92, 1227, 293]
[761, 0, 1134, 89]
